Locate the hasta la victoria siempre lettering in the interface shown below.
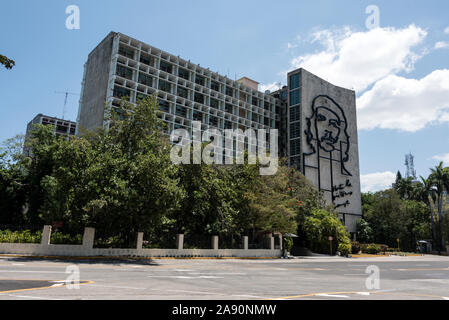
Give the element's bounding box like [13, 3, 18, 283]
[172, 305, 207, 318]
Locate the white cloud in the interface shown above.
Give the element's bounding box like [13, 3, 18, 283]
[357, 69, 449, 132]
[260, 82, 281, 93]
[361, 171, 396, 193]
[435, 41, 449, 49]
[432, 153, 449, 166]
[290, 25, 427, 92]
[445, 26, 449, 34]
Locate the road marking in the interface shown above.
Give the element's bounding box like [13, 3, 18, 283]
[316, 294, 350, 299]
[11, 263, 25, 266]
[344, 274, 366, 276]
[0, 280, 94, 294]
[0, 270, 66, 274]
[357, 292, 370, 296]
[187, 273, 246, 275]
[147, 275, 224, 279]
[90, 284, 146, 290]
[0, 293, 62, 300]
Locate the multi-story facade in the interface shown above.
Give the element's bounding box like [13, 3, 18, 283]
[77, 32, 362, 234]
[24, 114, 76, 156]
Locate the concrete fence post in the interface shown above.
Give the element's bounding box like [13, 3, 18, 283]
[82, 227, 95, 248]
[270, 236, 275, 250]
[136, 232, 144, 250]
[278, 234, 283, 250]
[176, 234, 184, 250]
[212, 236, 219, 250]
[41, 225, 52, 246]
[243, 236, 248, 250]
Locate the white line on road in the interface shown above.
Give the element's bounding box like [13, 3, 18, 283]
[316, 294, 350, 299]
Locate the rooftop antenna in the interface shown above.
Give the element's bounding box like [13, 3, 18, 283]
[55, 90, 79, 120]
[405, 152, 417, 180]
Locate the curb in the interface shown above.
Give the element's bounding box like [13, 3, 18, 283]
[0, 254, 280, 261]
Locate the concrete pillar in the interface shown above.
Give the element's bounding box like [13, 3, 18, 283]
[136, 232, 144, 250]
[243, 236, 248, 250]
[41, 225, 52, 246]
[212, 236, 219, 250]
[269, 236, 275, 250]
[176, 234, 184, 250]
[82, 227, 95, 248]
[278, 234, 283, 250]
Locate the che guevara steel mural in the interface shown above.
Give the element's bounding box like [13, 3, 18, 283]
[303, 95, 353, 210]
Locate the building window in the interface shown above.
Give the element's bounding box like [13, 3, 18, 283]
[264, 102, 271, 111]
[178, 68, 190, 80]
[137, 93, 148, 101]
[252, 113, 258, 122]
[210, 98, 219, 109]
[159, 79, 171, 93]
[224, 121, 232, 129]
[113, 86, 131, 100]
[160, 61, 173, 73]
[195, 75, 205, 86]
[290, 139, 301, 156]
[158, 99, 170, 113]
[290, 122, 301, 139]
[290, 105, 300, 122]
[177, 86, 188, 99]
[264, 117, 270, 126]
[193, 110, 202, 121]
[194, 92, 204, 104]
[226, 87, 233, 97]
[140, 54, 152, 66]
[290, 90, 300, 106]
[239, 108, 246, 118]
[225, 103, 233, 114]
[209, 116, 218, 127]
[252, 97, 258, 106]
[290, 73, 300, 90]
[138, 73, 152, 87]
[176, 105, 187, 118]
[116, 65, 133, 80]
[211, 81, 220, 92]
[118, 46, 134, 59]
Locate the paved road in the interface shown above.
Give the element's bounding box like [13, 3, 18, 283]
[0, 255, 448, 300]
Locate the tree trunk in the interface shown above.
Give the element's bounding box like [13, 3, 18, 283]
[438, 194, 445, 251]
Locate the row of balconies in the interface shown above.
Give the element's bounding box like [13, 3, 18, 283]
[116, 34, 276, 102]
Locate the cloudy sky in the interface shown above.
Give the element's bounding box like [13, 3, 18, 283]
[1, 0, 448, 193]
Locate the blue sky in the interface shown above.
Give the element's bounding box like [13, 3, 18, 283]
[1, 0, 449, 192]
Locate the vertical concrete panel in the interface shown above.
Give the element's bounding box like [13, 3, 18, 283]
[82, 228, 95, 248]
[270, 236, 275, 250]
[243, 236, 248, 250]
[136, 232, 144, 250]
[212, 236, 219, 250]
[41, 225, 52, 246]
[176, 234, 184, 250]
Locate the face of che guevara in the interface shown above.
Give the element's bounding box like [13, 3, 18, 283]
[314, 106, 342, 152]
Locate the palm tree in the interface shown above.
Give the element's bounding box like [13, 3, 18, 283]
[417, 176, 437, 244]
[429, 162, 449, 251]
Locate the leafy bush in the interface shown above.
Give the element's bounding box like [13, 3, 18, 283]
[284, 237, 293, 252]
[303, 209, 351, 254]
[351, 241, 361, 254]
[0, 230, 41, 243]
[363, 244, 381, 254]
[338, 242, 351, 257]
[0, 229, 82, 244]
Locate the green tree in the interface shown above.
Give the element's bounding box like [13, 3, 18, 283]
[0, 54, 15, 69]
[429, 162, 449, 251]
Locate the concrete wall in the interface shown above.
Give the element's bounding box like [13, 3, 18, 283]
[0, 227, 281, 258]
[77, 32, 115, 133]
[0, 244, 281, 258]
[298, 68, 362, 232]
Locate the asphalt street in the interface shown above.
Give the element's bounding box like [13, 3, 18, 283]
[0, 255, 448, 300]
